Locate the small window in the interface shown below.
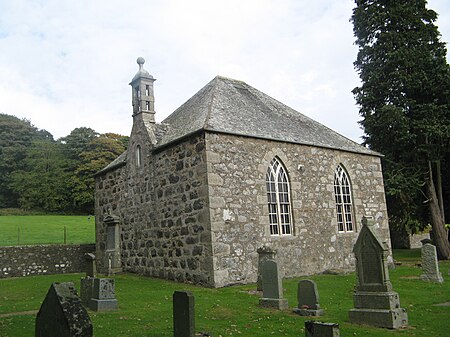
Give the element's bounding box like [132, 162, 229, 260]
[266, 157, 293, 236]
[135, 86, 141, 98]
[136, 145, 142, 167]
[334, 164, 354, 232]
[146, 101, 150, 111]
[145, 85, 150, 96]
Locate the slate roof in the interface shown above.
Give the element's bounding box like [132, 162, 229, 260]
[156, 76, 380, 156]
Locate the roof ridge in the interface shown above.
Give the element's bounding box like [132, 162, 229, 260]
[203, 77, 220, 129]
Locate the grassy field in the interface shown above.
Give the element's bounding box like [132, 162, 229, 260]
[0, 250, 449, 336]
[0, 215, 95, 246]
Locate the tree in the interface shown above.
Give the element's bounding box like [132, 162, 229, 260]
[69, 133, 128, 213]
[0, 114, 53, 208]
[351, 0, 450, 258]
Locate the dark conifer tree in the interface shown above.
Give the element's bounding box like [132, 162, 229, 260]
[351, 0, 450, 258]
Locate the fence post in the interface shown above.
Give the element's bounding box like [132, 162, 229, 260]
[17, 226, 20, 245]
[64, 226, 67, 244]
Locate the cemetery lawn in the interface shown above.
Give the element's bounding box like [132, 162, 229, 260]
[0, 215, 95, 246]
[0, 253, 449, 336]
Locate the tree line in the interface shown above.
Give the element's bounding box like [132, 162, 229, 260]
[0, 113, 128, 214]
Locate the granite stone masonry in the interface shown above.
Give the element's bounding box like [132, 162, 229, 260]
[35, 282, 93, 337]
[293, 279, 324, 316]
[0, 244, 95, 279]
[95, 58, 393, 287]
[420, 241, 444, 283]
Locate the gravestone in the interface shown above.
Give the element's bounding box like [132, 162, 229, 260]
[420, 241, 444, 283]
[85, 253, 96, 278]
[348, 217, 408, 329]
[103, 214, 122, 273]
[87, 278, 118, 311]
[293, 280, 324, 316]
[35, 282, 93, 337]
[305, 321, 340, 337]
[173, 291, 195, 337]
[259, 259, 288, 310]
[80, 253, 96, 305]
[257, 246, 277, 291]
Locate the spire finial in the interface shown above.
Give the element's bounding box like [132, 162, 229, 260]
[137, 57, 145, 70]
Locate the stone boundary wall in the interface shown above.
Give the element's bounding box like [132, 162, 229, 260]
[0, 244, 95, 278]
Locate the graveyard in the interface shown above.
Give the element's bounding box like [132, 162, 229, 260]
[0, 249, 449, 337]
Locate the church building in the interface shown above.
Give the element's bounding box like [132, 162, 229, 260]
[94, 57, 392, 287]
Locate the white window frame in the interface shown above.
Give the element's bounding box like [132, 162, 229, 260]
[266, 157, 293, 236]
[334, 164, 354, 232]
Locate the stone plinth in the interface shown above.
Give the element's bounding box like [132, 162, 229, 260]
[87, 278, 118, 311]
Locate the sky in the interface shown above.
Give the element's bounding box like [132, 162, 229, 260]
[0, 0, 449, 142]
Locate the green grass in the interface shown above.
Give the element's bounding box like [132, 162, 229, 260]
[0, 215, 95, 246]
[0, 252, 449, 336]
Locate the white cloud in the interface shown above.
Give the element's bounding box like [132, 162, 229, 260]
[0, 0, 448, 142]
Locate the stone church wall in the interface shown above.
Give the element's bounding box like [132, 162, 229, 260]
[95, 133, 214, 286]
[205, 132, 391, 287]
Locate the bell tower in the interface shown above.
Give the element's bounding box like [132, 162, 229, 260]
[130, 57, 156, 124]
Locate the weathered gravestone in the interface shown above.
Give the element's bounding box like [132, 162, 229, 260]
[348, 217, 408, 329]
[257, 246, 277, 291]
[35, 282, 93, 337]
[80, 253, 96, 306]
[87, 278, 118, 311]
[420, 240, 444, 283]
[259, 259, 288, 310]
[305, 321, 340, 337]
[173, 291, 195, 337]
[293, 279, 324, 316]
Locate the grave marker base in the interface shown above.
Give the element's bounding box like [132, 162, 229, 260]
[259, 298, 288, 310]
[88, 298, 118, 311]
[349, 308, 408, 329]
[293, 307, 324, 316]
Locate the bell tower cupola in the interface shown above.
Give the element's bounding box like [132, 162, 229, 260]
[130, 57, 156, 124]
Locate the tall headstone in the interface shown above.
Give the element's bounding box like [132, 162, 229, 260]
[257, 246, 277, 291]
[259, 259, 288, 310]
[88, 278, 118, 311]
[35, 282, 93, 337]
[103, 214, 122, 273]
[293, 280, 324, 316]
[420, 240, 444, 283]
[348, 217, 408, 329]
[80, 253, 96, 306]
[173, 291, 195, 337]
[305, 321, 340, 337]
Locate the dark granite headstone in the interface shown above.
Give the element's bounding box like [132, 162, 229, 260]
[305, 321, 340, 337]
[348, 217, 408, 329]
[35, 282, 93, 337]
[173, 291, 195, 337]
[293, 280, 324, 316]
[420, 242, 444, 283]
[259, 259, 288, 309]
[256, 246, 277, 291]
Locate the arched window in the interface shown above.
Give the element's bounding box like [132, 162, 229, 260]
[334, 164, 354, 232]
[266, 157, 292, 236]
[136, 145, 142, 167]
